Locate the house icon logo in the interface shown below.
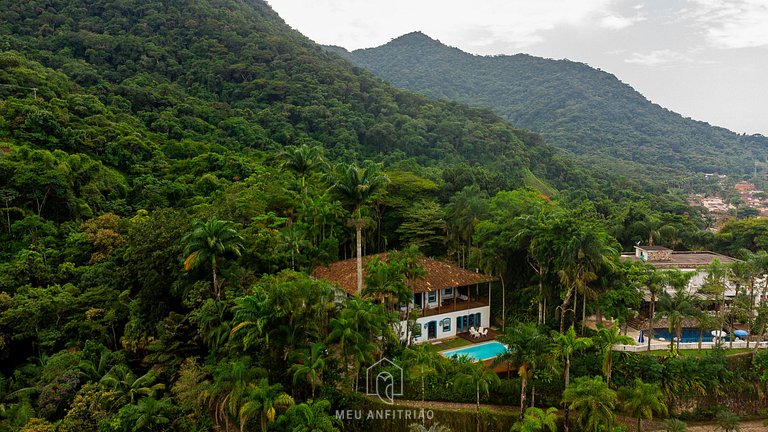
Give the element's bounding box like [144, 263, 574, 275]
[366, 357, 403, 405]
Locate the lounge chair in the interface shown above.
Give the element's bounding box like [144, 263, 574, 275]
[481, 328, 488, 336]
[469, 327, 479, 338]
[457, 294, 469, 301]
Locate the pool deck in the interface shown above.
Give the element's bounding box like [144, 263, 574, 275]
[456, 328, 499, 343]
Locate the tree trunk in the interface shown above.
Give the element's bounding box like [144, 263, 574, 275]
[564, 357, 570, 432]
[519, 372, 527, 420]
[212, 261, 220, 300]
[637, 416, 642, 432]
[476, 383, 481, 432]
[648, 296, 655, 351]
[356, 220, 363, 295]
[501, 274, 506, 331]
[421, 366, 426, 425]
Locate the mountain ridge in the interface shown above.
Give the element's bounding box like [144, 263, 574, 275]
[338, 31, 768, 177]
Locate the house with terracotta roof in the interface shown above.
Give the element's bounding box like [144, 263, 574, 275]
[312, 253, 496, 343]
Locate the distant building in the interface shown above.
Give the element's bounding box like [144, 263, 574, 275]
[622, 245, 740, 301]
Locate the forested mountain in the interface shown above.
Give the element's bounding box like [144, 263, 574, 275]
[340, 32, 768, 177]
[5, 1, 762, 431]
[0, 0, 591, 198]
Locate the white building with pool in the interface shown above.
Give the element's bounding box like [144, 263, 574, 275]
[312, 253, 496, 343]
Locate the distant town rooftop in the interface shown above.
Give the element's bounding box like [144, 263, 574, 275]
[312, 253, 496, 295]
[621, 246, 737, 269]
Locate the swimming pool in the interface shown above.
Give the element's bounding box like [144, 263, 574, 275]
[653, 328, 729, 343]
[442, 341, 508, 362]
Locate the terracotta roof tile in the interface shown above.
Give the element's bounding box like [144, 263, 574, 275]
[311, 253, 496, 295]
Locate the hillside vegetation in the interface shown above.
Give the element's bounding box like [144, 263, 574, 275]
[341, 32, 768, 177]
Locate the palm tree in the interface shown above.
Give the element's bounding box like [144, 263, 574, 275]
[403, 343, 439, 422]
[619, 379, 668, 432]
[645, 266, 664, 351]
[99, 366, 165, 405]
[199, 357, 266, 431]
[444, 184, 489, 268]
[278, 144, 325, 198]
[327, 161, 389, 294]
[239, 378, 295, 432]
[283, 399, 342, 432]
[701, 259, 728, 340]
[557, 229, 617, 333]
[664, 418, 688, 432]
[655, 288, 696, 353]
[182, 219, 244, 300]
[593, 323, 632, 386]
[290, 342, 326, 399]
[562, 376, 618, 432]
[496, 323, 552, 419]
[512, 407, 558, 432]
[552, 325, 593, 432]
[455, 361, 501, 432]
[130, 396, 173, 431]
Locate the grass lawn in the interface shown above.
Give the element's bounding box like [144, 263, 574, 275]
[431, 338, 471, 351]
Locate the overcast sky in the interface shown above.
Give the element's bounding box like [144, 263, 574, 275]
[267, 0, 768, 135]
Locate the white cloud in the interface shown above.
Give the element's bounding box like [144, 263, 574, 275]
[267, 0, 621, 52]
[624, 49, 686, 65]
[599, 13, 644, 30]
[686, 0, 768, 48]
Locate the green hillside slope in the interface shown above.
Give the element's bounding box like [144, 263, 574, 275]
[341, 31, 768, 177]
[0, 0, 583, 197]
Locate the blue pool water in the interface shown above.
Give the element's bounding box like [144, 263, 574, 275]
[442, 341, 508, 362]
[653, 328, 728, 343]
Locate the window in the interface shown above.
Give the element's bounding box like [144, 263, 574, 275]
[413, 323, 422, 337]
[456, 317, 462, 332]
[444, 287, 453, 296]
[428, 291, 437, 303]
[442, 318, 451, 333]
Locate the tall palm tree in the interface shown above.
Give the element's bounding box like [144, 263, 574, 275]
[552, 325, 593, 432]
[593, 323, 633, 386]
[557, 229, 617, 333]
[645, 266, 664, 351]
[512, 407, 558, 432]
[619, 379, 668, 432]
[455, 361, 500, 432]
[444, 184, 489, 268]
[562, 376, 618, 432]
[182, 219, 244, 300]
[403, 343, 439, 422]
[655, 289, 696, 353]
[496, 322, 552, 419]
[701, 259, 728, 339]
[327, 162, 389, 294]
[278, 143, 325, 198]
[290, 342, 326, 399]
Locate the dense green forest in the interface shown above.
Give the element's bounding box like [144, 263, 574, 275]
[2, 1, 768, 431]
[338, 32, 768, 179]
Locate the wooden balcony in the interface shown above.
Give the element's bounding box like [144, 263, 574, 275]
[400, 293, 490, 320]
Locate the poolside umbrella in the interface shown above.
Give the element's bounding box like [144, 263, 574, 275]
[734, 330, 749, 338]
[711, 330, 727, 338]
[638, 330, 644, 344]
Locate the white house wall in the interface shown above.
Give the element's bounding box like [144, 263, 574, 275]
[399, 305, 491, 343]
